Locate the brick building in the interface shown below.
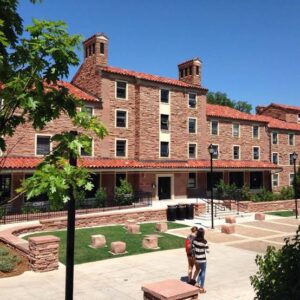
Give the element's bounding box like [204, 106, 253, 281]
[0, 33, 299, 204]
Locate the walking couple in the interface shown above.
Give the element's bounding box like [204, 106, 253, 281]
[185, 226, 209, 294]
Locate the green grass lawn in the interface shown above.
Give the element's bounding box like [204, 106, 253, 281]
[266, 210, 295, 217]
[25, 222, 188, 265]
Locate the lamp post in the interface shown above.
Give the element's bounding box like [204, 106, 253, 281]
[208, 144, 215, 229]
[292, 152, 298, 219]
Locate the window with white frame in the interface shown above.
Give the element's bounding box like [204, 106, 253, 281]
[211, 145, 219, 159]
[36, 135, 51, 155]
[253, 147, 260, 160]
[160, 141, 169, 157]
[188, 118, 196, 133]
[116, 81, 127, 99]
[289, 153, 294, 165]
[82, 105, 93, 116]
[289, 173, 295, 186]
[288, 133, 295, 146]
[188, 93, 196, 108]
[116, 140, 127, 157]
[160, 89, 169, 103]
[272, 132, 278, 145]
[80, 138, 92, 156]
[272, 153, 279, 164]
[211, 120, 218, 135]
[233, 145, 240, 160]
[188, 143, 197, 159]
[116, 110, 127, 128]
[232, 123, 240, 137]
[160, 114, 169, 131]
[188, 173, 197, 188]
[253, 125, 259, 139]
[272, 173, 279, 187]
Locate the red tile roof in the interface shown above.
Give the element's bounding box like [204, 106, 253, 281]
[1, 157, 279, 170]
[102, 66, 207, 90]
[267, 103, 300, 113]
[206, 104, 300, 131]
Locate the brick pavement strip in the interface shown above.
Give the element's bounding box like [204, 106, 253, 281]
[242, 221, 299, 233]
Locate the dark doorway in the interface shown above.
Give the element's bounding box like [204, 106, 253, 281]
[207, 172, 223, 190]
[250, 172, 263, 189]
[229, 172, 244, 188]
[158, 177, 171, 200]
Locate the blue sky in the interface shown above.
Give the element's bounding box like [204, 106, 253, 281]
[19, 0, 300, 110]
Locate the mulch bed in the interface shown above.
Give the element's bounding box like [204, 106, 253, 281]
[0, 242, 30, 278]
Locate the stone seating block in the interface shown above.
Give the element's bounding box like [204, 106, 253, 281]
[91, 234, 106, 248]
[142, 236, 158, 249]
[221, 224, 235, 234]
[128, 224, 140, 234]
[142, 279, 199, 300]
[125, 219, 136, 229]
[111, 241, 126, 254]
[225, 215, 236, 224]
[155, 222, 168, 232]
[255, 213, 265, 221]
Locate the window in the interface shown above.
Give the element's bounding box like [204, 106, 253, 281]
[160, 114, 169, 131]
[80, 138, 92, 156]
[116, 81, 127, 99]
[272, 174, 279, 187]
[100, 42, 105, 54]
[253, 147, 260, 160]
[211, 120, 218, 135]
[188, 143, 197, 159]
[0, 175, 11, 199]
[288, 133, 295, 146]
[160, 89, 169, 103]
[189, 66, 192, 75]
[82, 105, 93, 116]
[116, 140, 127, 157]
[253, 125, 259, 139]
[196, 66, 199, 75]
[116, 110, 127, 128]
[272, 132, 278, 145]
[298, 114, 300, 123]
[116, 173, 126, 187]
[184, 68, 187, 76]
[36, 135, 51, 155]
[188, 118, 196, 133]
[250, 172, 263, 189]
[233, 146, 240, 160]
[289, 153, 294, 165]
[92, 43, 95, 54]
[272, 153, 279, 164]
[188, 173, 196, 188]
[180, 69, 184, 78]
[232, 123, 240, 137]
[290, 173, 295, 186]
[160, 142, 169, 157]
[211, 145, 219, 159]
[188, 93, 196, 108]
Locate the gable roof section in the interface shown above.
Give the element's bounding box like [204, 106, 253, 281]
[102, 66, 208, 91]
[264, 103, 300, 113]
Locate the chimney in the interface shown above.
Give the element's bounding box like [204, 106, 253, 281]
[82, 33, 109, 66]
[178, 58, 202, 86]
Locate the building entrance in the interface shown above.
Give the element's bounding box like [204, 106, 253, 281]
[158, 177, 171, 200]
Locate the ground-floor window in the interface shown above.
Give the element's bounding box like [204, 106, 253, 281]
[250, 172, 263, 189]
[272, 173, 279, 188]
[188, 173, 197, 188]
[229, 172, 244, 188]
[207, 172, 223, 190]
[0, 174, 11, 200]
[289, 173, 295, 186]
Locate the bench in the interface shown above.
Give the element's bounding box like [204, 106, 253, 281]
[142, 279, 199, 299]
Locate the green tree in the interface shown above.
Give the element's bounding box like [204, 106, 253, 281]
[250, 226, 300, 300]
[207, 91, 252, 113]
[0, 0, 108, 205]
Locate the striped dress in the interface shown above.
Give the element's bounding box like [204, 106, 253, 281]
[192, 239, 208, 263]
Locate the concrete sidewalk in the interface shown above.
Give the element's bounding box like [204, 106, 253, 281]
[0, 243, 257, 300]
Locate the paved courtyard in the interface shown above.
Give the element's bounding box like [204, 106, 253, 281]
[0, 216, 299, 299]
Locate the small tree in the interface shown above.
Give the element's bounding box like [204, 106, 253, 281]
[95, 187, 107, 208]
[115, 179, 133, 206]
[250, 226, 300, 300]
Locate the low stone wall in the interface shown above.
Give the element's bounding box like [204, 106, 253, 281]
[223, 199, 299, 213]
[28, 236, 60, 272]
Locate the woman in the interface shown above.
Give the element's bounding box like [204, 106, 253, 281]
[185, 226, 198, 284]
[192, 228, 209, 293]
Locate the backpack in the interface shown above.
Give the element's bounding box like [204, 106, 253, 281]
[185, 236, 193, 256]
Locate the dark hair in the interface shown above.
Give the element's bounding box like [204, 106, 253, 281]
[191, 226, 198, 233]
[195, 228, 207, 244]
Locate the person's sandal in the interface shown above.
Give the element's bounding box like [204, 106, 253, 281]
[199, 288, 206, 293]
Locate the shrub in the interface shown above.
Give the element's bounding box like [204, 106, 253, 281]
[239, 185, 252, 201]
[95, 187, 107, 207]
[215, 180, 238, 200]
[279, 186, 294, 200]
[115, 180, 133, 205]
[0, 247, 9, 256]
[250, 226, 300, 300]
[74, 189, 86, 209]
[0, 259, 15, 273]
[251, 188, 277, 202]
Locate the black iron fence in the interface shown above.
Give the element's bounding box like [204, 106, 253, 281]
[0, 191, 152, 224]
